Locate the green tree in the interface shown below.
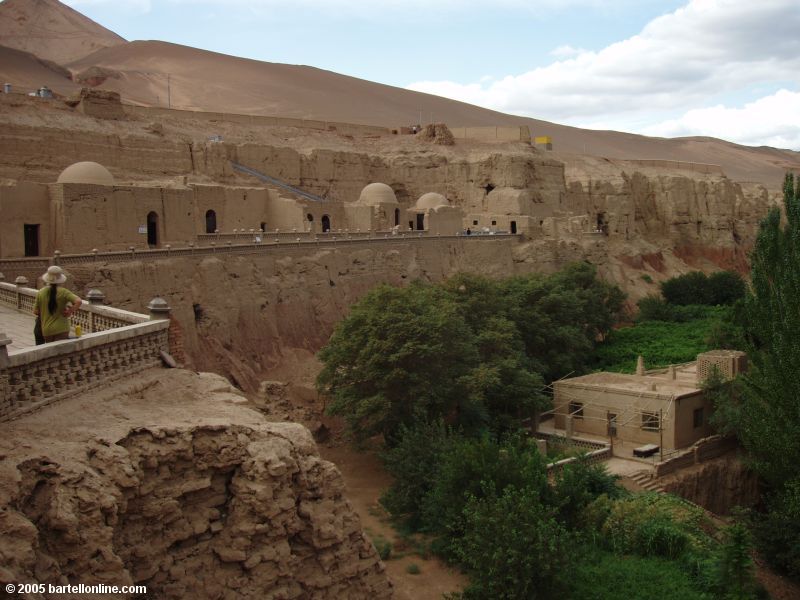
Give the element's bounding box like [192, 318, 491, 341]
[503, 262, 624, 381]
[457, 487, 571, 600]
[661, 271, 712, 305]
[318, 282, 477, 442]
[421, 434, 549, 552]
[706, 270, 746, 305]
[734, 173, 800, 488]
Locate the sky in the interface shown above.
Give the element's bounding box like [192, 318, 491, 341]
[64, 0, 800, 150]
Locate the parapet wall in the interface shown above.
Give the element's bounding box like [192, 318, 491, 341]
[654, 435, 738, 477]
[0, 281, 170, 421]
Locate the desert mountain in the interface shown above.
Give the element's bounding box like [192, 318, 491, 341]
[0, 0, 125, 65]
[1, 0, 797, 185]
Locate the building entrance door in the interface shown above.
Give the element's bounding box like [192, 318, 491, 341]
[608, 413, 618, 437]
[24, 224, 40, 256]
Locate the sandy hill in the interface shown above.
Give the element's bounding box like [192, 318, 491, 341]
[0, 0, 125, 65]
[1, 0, 797, 186]
[0, 43, 80, 94]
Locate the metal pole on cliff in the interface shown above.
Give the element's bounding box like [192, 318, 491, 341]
[659, 408, 664, 462]
[167, 74, 171, 109]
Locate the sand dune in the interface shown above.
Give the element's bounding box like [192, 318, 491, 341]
[1, 0, 797, 185]
[0, 0, 124, 65]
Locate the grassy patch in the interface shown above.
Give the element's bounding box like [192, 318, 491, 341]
[593, 312, 724, 373]
[570, 546, 711, 600]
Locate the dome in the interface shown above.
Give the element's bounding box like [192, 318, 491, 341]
[358, 182, 397, 206]
[415, 192, 448, 210]
[57, 162, 115, 186]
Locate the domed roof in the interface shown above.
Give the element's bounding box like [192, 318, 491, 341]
[57, 161, 115, 186]
[358, 182, 398, 206]
[416, 192, 449, 210]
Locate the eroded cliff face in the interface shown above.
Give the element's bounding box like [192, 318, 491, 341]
[661, 455, 760, 515]
[0, 370, 392, 599]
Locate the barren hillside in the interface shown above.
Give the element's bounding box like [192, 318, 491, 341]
[0, 0, 124, 64]
[0, 0, 796, 186]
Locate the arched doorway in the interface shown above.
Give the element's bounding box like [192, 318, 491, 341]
[394, 208, 400, 226]
[322, 214, 331, 233]
[205, 209, 217, 234]
[147, 211, 159, 247]
[510, 221, 517, 234]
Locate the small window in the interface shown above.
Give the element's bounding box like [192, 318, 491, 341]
[693, 407, 704, 428]
[307, 213, 314, 222]
[472, 220, 478, 226]
[642, 412, 659, 431]
[568, 402, 584, 419]
[491, 220, 497, 226]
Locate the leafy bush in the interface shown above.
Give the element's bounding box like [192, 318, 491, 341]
[405, 563, 421, 575]
[457, 487, 571, 600]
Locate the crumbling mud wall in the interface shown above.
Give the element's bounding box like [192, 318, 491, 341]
[0, 370, 392, 599]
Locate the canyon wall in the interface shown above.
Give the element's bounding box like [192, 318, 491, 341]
[0, 369, 392, 599]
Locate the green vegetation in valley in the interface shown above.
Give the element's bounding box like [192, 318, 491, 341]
[317, 262, 624, 443]
[592, 269, 746, 373]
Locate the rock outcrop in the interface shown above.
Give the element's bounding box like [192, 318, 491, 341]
[0, 369, 392, 599]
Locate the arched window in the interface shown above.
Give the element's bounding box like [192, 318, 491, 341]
[321, 215, 331, 233]
[307, 213, 314, 222]
[147, 211, 159, 247]
[394, 208, 400, 226]
[260, 222, 267, 232]
[205, 209, 217, 234]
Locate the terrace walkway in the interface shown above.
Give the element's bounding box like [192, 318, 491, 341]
[0, 304, 35, 353]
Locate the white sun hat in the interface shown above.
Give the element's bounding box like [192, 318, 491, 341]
[41, 265, 67, 285]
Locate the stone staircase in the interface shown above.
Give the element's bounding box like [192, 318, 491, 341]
[628, 470, 666, 493]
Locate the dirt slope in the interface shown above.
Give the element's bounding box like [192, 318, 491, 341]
[0, 43, 80, 95]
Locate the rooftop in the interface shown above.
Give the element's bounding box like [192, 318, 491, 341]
[0, 303, 35, 353]
[555, 363, 701, 398]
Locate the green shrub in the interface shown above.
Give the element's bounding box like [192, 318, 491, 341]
[641, 274, 654, 284]
[457, 487, 571, 600]
[405, 563, 421, 575]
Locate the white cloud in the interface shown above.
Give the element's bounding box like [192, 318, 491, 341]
[407, 0, 800, 148]
[549, 45, 587, 58]
[643, 89, 800, 149]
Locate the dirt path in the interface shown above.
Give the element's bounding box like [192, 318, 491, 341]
[319, 444, 467, 600]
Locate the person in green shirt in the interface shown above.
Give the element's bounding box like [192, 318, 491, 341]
[33, 266, 82, 343]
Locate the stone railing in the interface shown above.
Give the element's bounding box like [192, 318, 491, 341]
[0, 281, 148, 333]
[0, 232, 515, 279]
[0, 285, 173, 422]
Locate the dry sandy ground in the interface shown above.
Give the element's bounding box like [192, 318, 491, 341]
[319, 444, 468, 600]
